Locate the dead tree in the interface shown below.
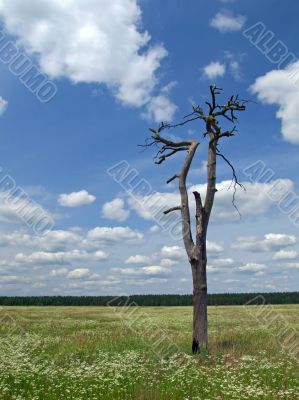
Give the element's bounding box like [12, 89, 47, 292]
[142, 86, 249, 353]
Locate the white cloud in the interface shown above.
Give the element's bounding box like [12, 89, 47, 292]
[67, 268, 90, 279]
[0, 225, 143, 254]
[128, 179, 294, 223]
[0, 275, 31, 284]
[160, 258, 178, 267]
[0, 96, 8, 115]
[202, 61, 226, 79]
[0, 0, 167, 107]
[144, 94, 177, 123]
[149, 225, 160, 233]
[0, 192, 53, 225]
[125, 255, 152, 264]
[207, 241, 224, 253]
[87, 226, 143, 243]
[239, 263, 267, 272]
[14, 249, 108, 265]
[232, 233, 297, 252]
[190, 180, 294, 221]
[210, 11, 246, 32]
[157, 242, 222, 265]
[207, 265, 221, 273]
[142, 265, 170, 275]
[207, 258, 235, 273]
[102, 198, 130, 222]
[114, 265, 170, 277]
[250, 61, 299, 144]
[224, 51, 244, 81]
[212, 257, 235, 266]
[273, 250, 298, 260]
[49, 268, 69, 277]
[143, 83, 177, 122]
[32, 282, 46, 289]
[58, 190, 96, 207]
[229, 59, 241, 81]
[262, 233, 296, 247]
[160, 245, 184, 259]
[280, 263, 299, 270]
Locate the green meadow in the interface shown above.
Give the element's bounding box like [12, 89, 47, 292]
[0, 305, 298, 399]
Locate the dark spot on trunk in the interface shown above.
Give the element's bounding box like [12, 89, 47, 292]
[192, 339, 199, 354]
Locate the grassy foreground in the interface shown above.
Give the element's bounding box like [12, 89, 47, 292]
[0, 305, 298, 399]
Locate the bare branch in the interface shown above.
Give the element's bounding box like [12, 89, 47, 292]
[216, 149, 245, 217]
[164, 115, 203, 129]
[154, 147, 187, 164]
[163, 206, 181, 215]
[166, 174, 179, 184]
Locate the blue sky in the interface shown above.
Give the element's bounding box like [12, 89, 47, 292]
[0, 0, 299, 295]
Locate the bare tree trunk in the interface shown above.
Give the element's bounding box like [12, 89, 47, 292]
[191, 253, 207, 353]
[147, 86, 248, 355]
[190, 141, 216, 354]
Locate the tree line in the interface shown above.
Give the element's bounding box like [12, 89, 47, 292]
[0, 292, 298, 306]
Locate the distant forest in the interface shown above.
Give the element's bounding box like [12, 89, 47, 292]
[0, 292, 298, 306]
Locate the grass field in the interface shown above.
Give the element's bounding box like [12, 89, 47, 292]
[0, 305, 298, 399]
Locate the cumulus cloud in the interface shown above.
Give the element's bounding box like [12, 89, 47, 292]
[224, 51, 244, 81]
[207, 265, 221, 273]
[280, 262, 299, 269]
[128, 179, 294, 223]
[250, 61, 299, 144]
[0, 0, 168, 107]
[143, 82, 177, 122]
[144, 93, 177, 123]
[87, 226, 143, 243]
[102, 198, 130, 222]
[160, 245, 184, 259]
[212, 258, 235, 266]
[210, 10, 246, 32]
[232, 233, 297, 252]
[160, 258, 178, 267]
[49, 268, 69, 277]
[125, 255, 152, 264]
[0, 192, 54, 226]
[14, 249, 108, 265]
[239, 263, 267, 272]
[58, 190, 96, 207]
[149, 225, 160, 233]
[159, 242, 222, 261]
[229, 59, 242, 81]
[142, 265, 170, 275]
[114, 265, 170, 277]
[0, 96, 8, 115]
[67, 268, 91, 279]
[207, 241, 224, 253]
[0, 225, 144, 252]
[0, 275, 31, 284]
[272, 250, 298, 260]
[202, 61, 226, 79]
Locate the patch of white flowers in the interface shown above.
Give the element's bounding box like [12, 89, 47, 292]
[0, 334, 298, 399]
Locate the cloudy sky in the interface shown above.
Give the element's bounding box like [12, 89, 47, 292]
[0, 0, 299, 296]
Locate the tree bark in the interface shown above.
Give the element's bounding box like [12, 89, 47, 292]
[191, 252, 208, 353]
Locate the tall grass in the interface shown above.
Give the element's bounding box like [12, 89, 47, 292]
[0, 305, 298, 399]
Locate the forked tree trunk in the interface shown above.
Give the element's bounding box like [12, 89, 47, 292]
[148, 85, 247, 356]
[191, 254, 208, 353]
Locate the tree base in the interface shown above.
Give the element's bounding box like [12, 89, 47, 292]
[192, 339, 199, 354]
